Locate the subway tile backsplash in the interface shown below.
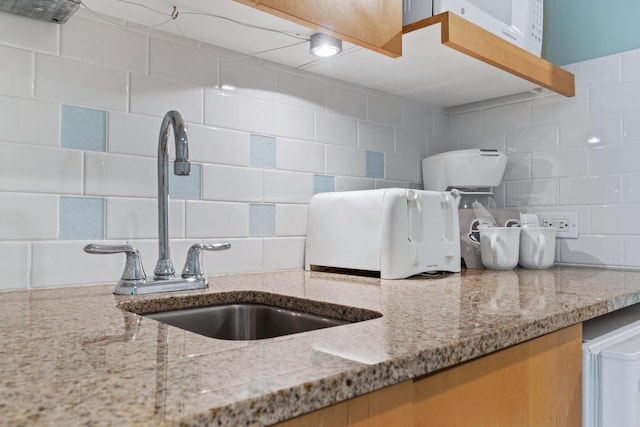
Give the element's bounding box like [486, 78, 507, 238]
[6, 8, 640, 289]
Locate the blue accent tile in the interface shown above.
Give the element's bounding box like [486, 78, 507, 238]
[170, 163, 202, 200]
[249, 204, 275, 237]
[409, 182, 424, 190]
[250, 134, 276, 168]
[366, 151, 384, 179]
[61, 105, 106, 152]
[59, 196, 105, 240]
[314, 175, 335, 194]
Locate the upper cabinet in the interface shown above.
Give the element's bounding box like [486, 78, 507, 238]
[233, 0, 575, 106]
[233, 0, 403, 58]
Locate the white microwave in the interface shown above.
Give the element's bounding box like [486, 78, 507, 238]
[402, 0, 543, 56]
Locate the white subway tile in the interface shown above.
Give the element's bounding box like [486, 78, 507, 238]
[505, 180, 557, 206]
[263, 237, 305, 270]
[220, 58, 278, 101]
[0, 193, 57, 240]
[85, 152, 155, 197]
[503, 153, 530, 181]
[276, 138, 324, 173]
[590, 144, 640, 175]
[275, 204, 308, 236]
[264, 102, 314, 140]
[202, 164, 262, 202]
[623, 108, 640, 141]
[591, 205, 640, 235]
[385, 154, 418, 182]
[434, 112, 451, 138]
[185, 201, 248, 238]
[187, 125, 249, 166]
[108, 112, 159, 157]
[396, 128, 427, 157]
[326, 84, 367, 120]
[623, 237, 640, 267]
[450, 110, 483, 137]
[130, 74, 203, 123]
[623, 174, 640, 203]
[591, 80, 640, 116]
[403, 104, 434, 134]
[106, 198, 184, 239]
[335, 176, 375, 192]
[61, 16, 147, 73]
[565, 54, 621, 89]
[32, 240, 125, 287]
[460, 132, 505, 151]
[482, 102, 531, 133]
[623, 49, 640, 81]
[263, 170, 313, 203]
[315, 112, 357, 147]
[202, 238, 263, 274]
[367, 95, 403, 127]
[0, 45, 32, 97]
[204, 90, 265, 133]
[375, 179, 409, 189]
[559, 236, 623, 266]
[277, 71, 325, 110]
[560, 115, 621, 148]
[506, 123, 558, 153]
[427, 135, 456, 156]
[325, 145, 366, 177]
[0, 96, 59, 147]
[35, 54, 128, 111]
[531, 149, 588, 178]
[0, 143, 82, 194]
[0, 12, 58, 53]
[531, 90, 589, 124]
[0, 242, 29, 290]
[560, 175, 621, 205]
[149, 37, 219, 87]
[358, 121, 394, 152]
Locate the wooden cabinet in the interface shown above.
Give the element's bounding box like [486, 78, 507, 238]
[275, 323, 582, 427]
[233, 0, 403, 58]
[233, 2, 574, 103]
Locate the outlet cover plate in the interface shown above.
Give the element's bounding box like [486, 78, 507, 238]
[538, 212, 579, 239]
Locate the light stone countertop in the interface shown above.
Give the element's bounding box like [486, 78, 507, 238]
[2, 266, 640, 426]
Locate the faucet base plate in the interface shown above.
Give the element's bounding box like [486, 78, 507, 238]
[114, 277, 208, 296]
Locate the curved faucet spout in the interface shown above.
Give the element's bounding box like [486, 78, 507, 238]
[154, 110, 191, 279]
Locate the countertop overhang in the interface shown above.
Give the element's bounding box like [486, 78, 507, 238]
[2, 266, 640, 426]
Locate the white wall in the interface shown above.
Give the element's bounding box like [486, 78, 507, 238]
[0, 10, 448, 290]
[450, 50, 640, 269]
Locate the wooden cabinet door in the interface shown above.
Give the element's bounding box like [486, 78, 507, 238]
[233, 0, 402, 57]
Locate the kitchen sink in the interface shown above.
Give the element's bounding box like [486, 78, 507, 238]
[145, 303, 350, 340]
[120, 291, 382, 341]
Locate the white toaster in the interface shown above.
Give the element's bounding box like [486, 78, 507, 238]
[304, 188, 461, 279]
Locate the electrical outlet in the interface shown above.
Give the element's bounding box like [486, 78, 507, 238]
[537, 212, 579, 239]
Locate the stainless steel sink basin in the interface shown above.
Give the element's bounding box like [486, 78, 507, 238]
[121, 291, 382, 341]
[145, 303, 350, 340]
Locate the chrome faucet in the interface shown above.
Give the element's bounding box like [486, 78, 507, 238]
[83, 110, 231, 295]
[154, 110, 190, 279]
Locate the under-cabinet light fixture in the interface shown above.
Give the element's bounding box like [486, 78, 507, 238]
[310, 33, 342, 57]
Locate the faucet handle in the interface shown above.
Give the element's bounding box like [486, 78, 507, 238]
[84, 244, 147, 294]
[181, 242, 231, 279]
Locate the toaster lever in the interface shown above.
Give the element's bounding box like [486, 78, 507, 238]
[406, 190, 423, 244]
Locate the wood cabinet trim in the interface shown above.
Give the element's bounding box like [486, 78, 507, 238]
[404, 12, 575, 97]
[233, 0, 403, 58]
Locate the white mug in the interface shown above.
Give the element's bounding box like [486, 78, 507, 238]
[479, 227, 521, 270]
[519, 227, 557, 269]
